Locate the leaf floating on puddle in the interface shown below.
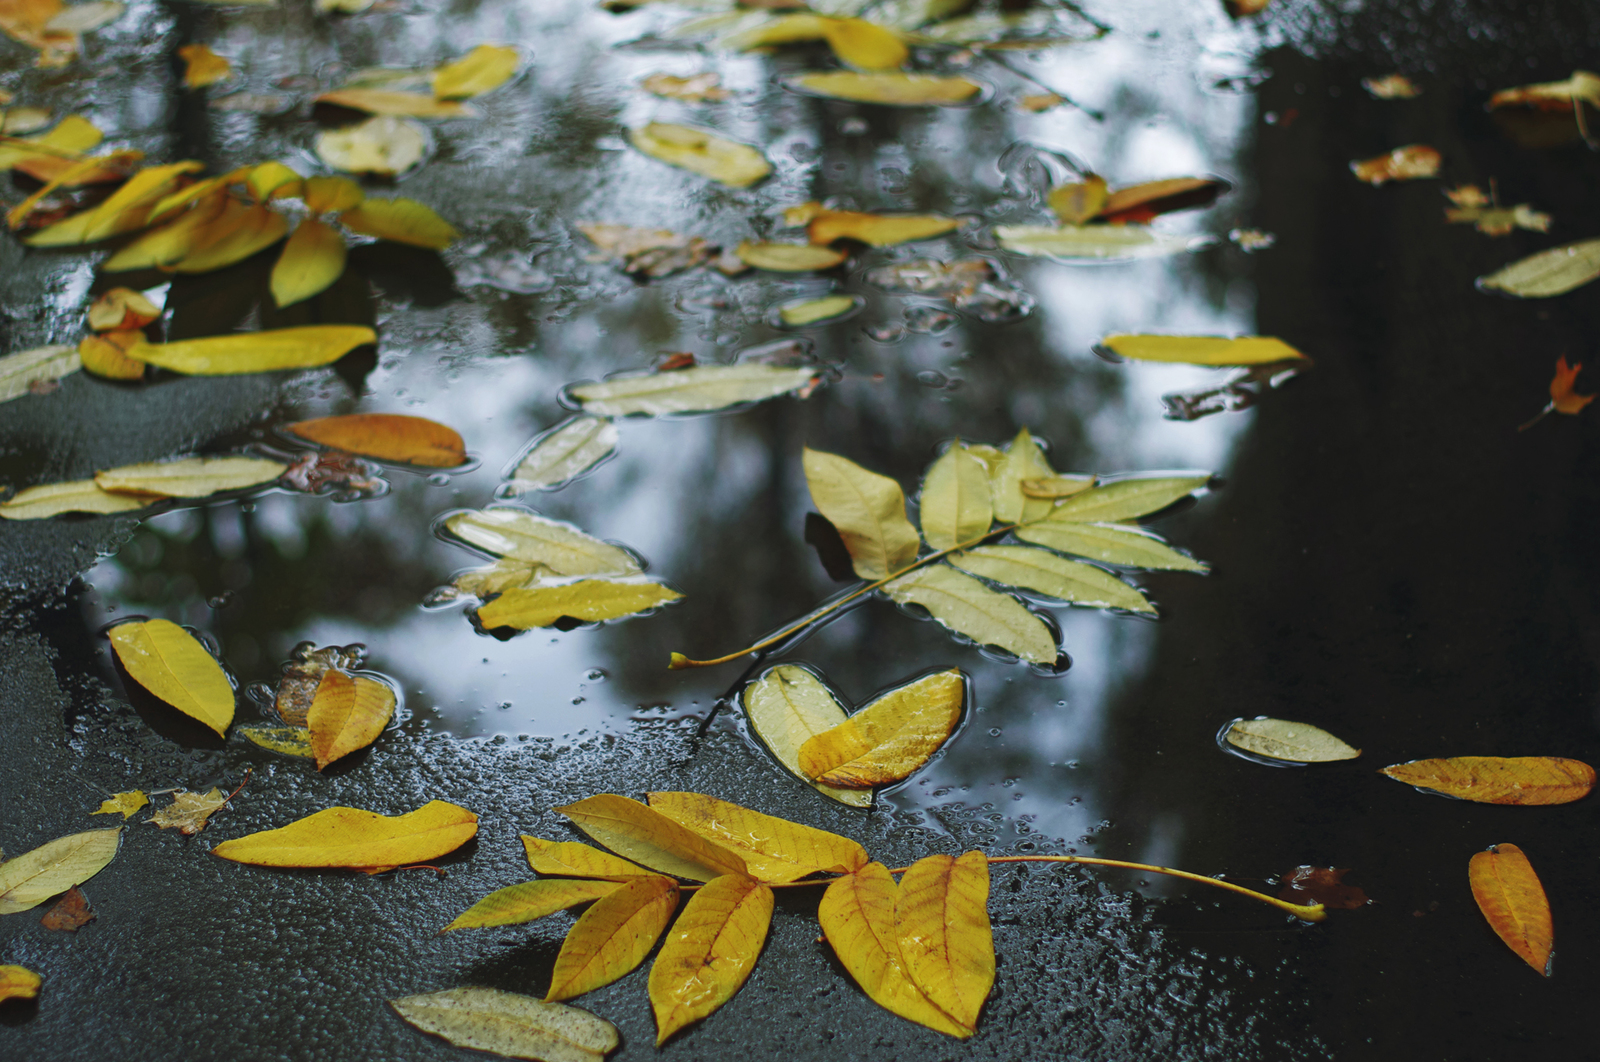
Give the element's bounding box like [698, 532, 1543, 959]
[804, 447, 920, 579]
[1277, 867, 1368, 910]
[777, 294, 860, 326]
[444, 879, 621, 932]
[306, 670, 396, 770]
[177, 43, 230, 88]
[895, 851, 992, 1034]
[508, 416, 618, 493]
[1098, 334, 1309, 367]
[211, 800, 478, 872]
[0, 479, 161, 520]
[238, 725, 315, 758]
[742, 665, 871, 807]
[108, 619, 235, 734]
[950, 545, 1154, 612]
[316, 115, 428, 176]
[1014, 520, 1205, 571]
[444, 509, 641, 575]
[1477, 239, 1600, 298]
[794, 205, 959, 247]
[995, 224, 1200, 260]
[475, 579, 683, 631]
[96, 455, 286, 498]
[1223, 717, 1361, 763]
[547, 875, 680, 1001]
[314, 89, 477, 118]
[1, 344, 79, 403]
[888, 565, 1059, 665]
[648, 792, 868, 882]
[0, 828, 120, 914]
[627, 122, 770, 187]
[648, 873, 773, 1044]
[1362, 74, 1421, 98]
[1487, 70, 1600, 115]
[339, 196, 457, 249]
[431, 43, 520, 99]
[797, 670, 966, 789]
[128, 325, 377, 375]
[640, 72, 729, 103]
[568, 364, 820, 416]
[287, 413, 467, 468]
[1350, 144, 1440, 185]
[91, 790, 149, 819]
[1469, 843, 1553, 976]
[557, 794, 748, 882]
[1380, 756, 1595, 805]
[784, 71, 983, 106]
[0, 966, 41, 1002]
[391, 987, 620, 1062]
[735, 241, 847, 271]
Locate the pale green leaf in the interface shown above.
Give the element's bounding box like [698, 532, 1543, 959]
[476, 579, 682, 630]
[0, 480, 161, 520]
[569, 365, 818, 417]
[95, 456, 288, 498]
[949, 545, 1153, 612]
[995, 224, 1199, 260]
[783, 71, 983, 106]
[742, 665, 871, 807]
[803, 448, 921, 579]
[443, 509, 641, 575]
[391, 987, 619, 1062]
[1015, 521, 1205, 571]
[628, 122, 771, 187]
[508, 416, 618, 492]
[1, 345, 79, 403]
[1477, 239, 1600, 298]
[885, 563, 1058, 665]
[0, 828, 120, 915]
[990, 428, 1054, 524]
[1044, 475, 1209, 523]
[778, 294, 861, 326]
[919, 444, 992, 551]
[1224, 718, 1361, 763]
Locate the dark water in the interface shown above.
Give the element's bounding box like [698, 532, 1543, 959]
[4, 1, 1599, 1059]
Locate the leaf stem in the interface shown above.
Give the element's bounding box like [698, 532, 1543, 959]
[1517, 403, 1552, 432]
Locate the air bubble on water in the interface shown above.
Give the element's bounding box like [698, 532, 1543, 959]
[864, 323, 905, 343]
[904, 305, 957, 334]
[916, 370, 949, 388]
[428, 473, 450, 486]
[989, 727, 1003, 737]
[497, 701, 512, 711]
[585, 669, 607, 681]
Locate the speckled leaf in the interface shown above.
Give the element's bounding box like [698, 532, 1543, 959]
[546, 875, 679, 1001]
[895, 851, 992, 1032]
[0, 828, 120, 915]
[648, 874, 773, 1043]
[444, 509, 640, 575]
[391, 987, 619, 1062]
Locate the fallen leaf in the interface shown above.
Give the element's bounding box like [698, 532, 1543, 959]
[87, 287, 161, 331]
[1, 344, 79, 402]
[270, 216, 347, 308]
[177, 43, 230, 88]
[1546, 356, 1595, 416]
[995, 223, 1199, 260]
[315, 114, 428, 176]
[128, 325, 376, 375]
[1469, 843, 1553, 976]
[988, 427, 1055, 523]
[39, 885, 94, 930]
[440, 560, 551, 601]
[1229, 228, 1276, 251]
[950, 545, 1153, 612]
[863, 256, 1033, 321]
[822, 17, 908, 70]
[1097, 177, 1230, 224]
[508, 416, 618, 493]
[522, 835, 654, 881]
[577, 223, 713, 279]
[798, 669, 966, 788]
[298, 175, 364, 214]
[735, 241, 847, 271]
[238, 725, 315, 757]
[96, 455, 287, 498]
[173, 200, 291, 273]
[444, 879, 621, 932]
[895, 851, 992, 1033]
[1046, 175, 1108, 225]
[1018, 92, 1064, 112]
[1442, 185, 1551, 236]
[919, 444, 993, 552]
[41, 0, 121, 33]
[1487, 70, 1600, 115]
[0, 479, 161, 520]
[315, 88, 477, 118]
[477, 580, 682, 630]
[339, 196, 457, 249]
[640, 72, 729, 102]
[1277, 867, 1367, 910]
[628, 122, 770, 187]
[1015, 520, 1206, 570]
[567, 364, 819, 416]
[211, 800, 478, 872]
[1046, 475, 1211, 523]
[91, 791, 148, 818]
[0, 965, 41, 1002]
[99, 191, 230, 271]
[742, 666, 871, 807]
[1362, 74, 1420, 98]
[391, 987, 619, 1062]
[557, 795, 748, 882]
[306, 670, 396, 770]
[1380, 756, 1595, 804]
[1098, 334, 1308, 367]
[547, 876, 680, 1001]
[648, 874, 773, 1043]
[885, 564, 1059, 665]
[1477, 239, 1600, 298]
[820, 863, 971, 1037]
[800, 207, 959, 247]
[77, 333, 145, 379]
[0, 114, 104, 178]
[444, 509, 641, 575]
[1223, 717, 1361, 763]
[26, 161, 203, 246]
[1019, 476, 1095, 499]
[647, 792, 868, 882]
[432, 43, 519, 99]
[777, 293, 861, 326]
[0, 827, 120, 914]
[804, 448, 921, 579]
[287, 413, 467, 468]
[1350, 144, 1440, 185]
[107, 619, 235, 734]
[148, 787, 232, 834]
[784, 71, 983, 106]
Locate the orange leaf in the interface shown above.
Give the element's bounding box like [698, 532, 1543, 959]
[1381, 756, 1595, 805]
[285, 413, 467, 468]
[306, 669, 396, 770]
[1549, 356, 1595, 415]
[1468, 843, 1553, 976]
[1098, 177, 1230, 223]
[39, 885, 95, 930]
[1350, 144, 1441, 185]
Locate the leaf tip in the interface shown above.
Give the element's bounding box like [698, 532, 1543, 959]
[667, 652, 690, 670]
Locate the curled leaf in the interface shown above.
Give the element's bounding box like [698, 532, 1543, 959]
[287, 413, 467, 468]
[107, 619, 235, 734]
[0, 828, 120, 914]
[1380, 756, 1595, 805]
[391, 987, 619, 1062]
[78, 331, 145, 380]
[445, 879, 621, 932]
[87, 287, 161, 331]
[648, 874, 773, 1043]
[546, 876, 680, 1001]
[1223, 717, 1360, 763]
[211, 800, 478, 872]
[1350, 144, 1440, 185]
[647, 792, 868, 882]
[1469, 843, 1553, 976]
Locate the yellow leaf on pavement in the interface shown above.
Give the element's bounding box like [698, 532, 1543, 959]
[287, 413, 467, 467]
[1098, 334, 1308, 367]
[885, 564, 1058, 665]
[521, 835, 654, 881]
[735, 241, 847, 271]
[823, 18, 908, 70]
[951, 545, 1153, 612]
[1223, 717, 1360, 763]
[445, 879, 621, 932]
[647, 792, 868, 882]
[0, 965, 41, 1002]
[92, 790, 148, 818]
[297, 175, 363, 215]
[628, 122, 771, 188]
[556, 794, 747, 882]
[315, 89, 477, 118]
[0, 479, 160, 520]
[339, 196, 457, 249]
[476, 580, 682, 630]
[1469, 843, 1553, 976]
[211, 800, 478, 872]
[569, 364, 818, 416]
[785, 71, 983, 106]
[432, 44, 519, 99]
[391, 987, 619, 1062]
[0, 344, 78, 402]
[895, 851, 992, 1031]
[107, 618, 235, 734]
[174, 200, 290, 273]
[316, 114, 428, 176]
[819, 863, 971, 1037]
[1381, 757, 1595, 805]
[648, 874, 773, 1043]
[742, 665, 869, 807]
[148, 787, 230, 834]
[80, 334, 143, 382]
[238, 724, 315, 757]
[803, 447, 920, 579]
[806, 208, 959, 247]
[307, 670, 395, 770]
[100, 191, 229, 271]
[546, 875, 679, 1001]
[919, 443, 992, 551]
[96, 455, 287, 497]
[177, 43, 230, 88]
[444, 509, 641, 575]
[128, 325, 376, 375]
[270, 217, 346, 307]
[0, 828, 120, 914]
[798, 670, 965, 788]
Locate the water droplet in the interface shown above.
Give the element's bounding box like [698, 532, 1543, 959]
[864, 323, 905, 343]
[428, 473, 451, 486]
[988, 727, 1002, 737]
[905, 305, 957, 334]
[916, 370, 949, 388]
[207, 592, 234, 609]
[585, 668, 608, 681]
[838, 117, 868, 136]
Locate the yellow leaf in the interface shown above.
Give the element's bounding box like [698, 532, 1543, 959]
[248, 160, 303, 201]
[556, 794, 748, 882]
[476, 579, 683, 630]
[1477, 239, 1600, 299]
[647, 792, 868, 882]
[100, 190, 229, 271]
[269, 217, 347, 308]
[742, 665, 870, 807]
[1223, 717, 1361, 763]
[885, 564, 1059, 665]
[1045, 474, 1210, 523]
[722, 12, 831, 50]
[92, 790, 148, 818]
[25, 160, 203, 246]
[174, 200, 290, 273]
[287, 413, 467, 467]
[989, 427, 1054, 523]
[95, 455, 287, 497]
[1046, 175, 1108, 224]
[806, 209, 959, 247]
[797, 670, 965, 788]
[569, 364, 818, 416]
[1380, 757, 1595, 805]
[1362, 73, 1421, 99]
[546, 875, 680, 1001]
[1014, 520, 1203, 570]
[177, 43, 230, 88]
[648, 874, 773, 1043]
[446, 559, 552, 600]
[147, 166, 252, 223]
[238, 724, 315, 757]
[338, 196, 457, 249]
[1099, 176, 1230, 222]
[211, 800, 478, 872]
[148, 787, 229, 834]
[950, 545, 1153, 612]
[432, 43, 519, 99]
[128, 325, 376, 375]
[315, 115, 428, 176]
[895, 851, 992, 1031]
[1019, 474, 1094, 499]
[107, 618, 235, 734]
[0, 479, 160, 520]
[994, 223, 1197, 260]
[78, 332, 143, 380]
[0, 343, 78, 402]
[640, 72, 729, 103]
[1098, 334, 1308, 367]
[300, 175, 364, 215]
[1469, 844, 1553, 976]
[0, 828, 120, 914]
[86, 286, 161, 331]
[819, 863, 971, 1036]
[508, 416, 617, 492]
[444, 879, 621, 932]
[803, 448, 920, 579]
[784, 71, 983, 106]
[777, 293, 862, 326]
[735, 241, 847, 271]
[307, 670, 395, 770]
[444, 509, 641, 575]
[41, 0, 121, 34]
[315, 89, 477, 118]
[628, 122, 771, 188]
[391, 987, 619, 1062]
[0, 105, 53, 135]
[822, 17, 908, 70]
[0, 965, 41, 1003]
[0, 114, 102, 172]
[521, 835, 654, 881]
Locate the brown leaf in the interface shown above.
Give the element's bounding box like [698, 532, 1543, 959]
[1469, 843, 1553, 976]
[39, 885, 95, 930]
[1380, 755, 1595, 804]
[1350, 145, 1440, 185]
[1277, 867, 1367, 910]
[286, 413, 467, 468]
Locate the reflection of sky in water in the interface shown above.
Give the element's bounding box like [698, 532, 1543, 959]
[83, 0, 1267, 858]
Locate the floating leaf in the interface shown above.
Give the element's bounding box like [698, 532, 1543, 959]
[885, 564, 1058, 665]
[298, 175, 363, 214]
[1098, 177, 1230, 224]
[640, 72, 729, 103]
[895, 851, 992, 1032]
[1, 344, 78, 402]
[521, 836, 654, 881]
[391, 987, 619, 1062]
[1014, 521, 1206, 571]
[1098, 334, 1308, 367]
[1469, 844, 1553, 976]
[41, 0, 122, 33]
[444, 560, 551, 601]
[995, 223, 1199, 260]
[178, 43, 230, 88]
[270, 217, 346, 308]
[87, 287, 161, 331]
[444, 509, 641, 575]
[306, 670, 395, 770]
[1046, 176, 1108, 225]
[1020, 475, 1094, 499]
[647, 792, 868, 882]
[432, 44, 519, 99]
[822, 18, 908, 70]
[92, 791, 148, 819]
[129, 325, 376, 375]
[628, 122, 770, 188]
[0, 828, 120, 914]
[804, 448, 920, 580]
[508, 416, 618, 492]
[819, 863, 971, 1037]
[1487, 70, 1600, 114]
[26, 161, 203, 247]
[742, 666, 871, 807]
[778, 294, 860, 326]
[951, 545, 1152, 612]
[1380, 757, 1595, 805]
[1477, 239, 1600, 299]
[107, 619, 235, 734]
[578, 223, 714, 278]
[0, 966, 41, 1002]
[1350, 144, 1440, 185]
[785, 71, 982, 106]
[315, 89, 476, 118]
[648, 874, 773, 1043]
[735, 241, 847, 271]
[1223, 717, 1360, 763]
[95, 455, 286, 498]
[476, 580, 683, 630]
[39, 886, 95, 930]
[316, 115, 428, 176]
[558, 795, 748, 882]
[238, 725, 315, 757]
[546, 876, 680, 1001]
[444, 879, 621, 932]
[1045, 475, 1210, 523]
[100, 192, 229, 271]
[920, 444, 992, 552]
[989, 427, 1054, 524]
[0, 479, 160, 520]
[211, 801, 478, 872]
[1363, 74, 1420, 98]
[287, 413, 467, 468]
[569, 365, 818, 416]
[804, 208, 959, 247]
[339, 197, 457, 250]
[148, 787, 230, 835]
[798, 670, 965, 788]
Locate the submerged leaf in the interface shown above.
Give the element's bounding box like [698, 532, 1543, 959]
[628, 122, 770, 187]
[1277, 867, 1368, 910]
[0, 966, 41, 1002]
[546, 876, 680, 1001]
[798, 670, 966, 788]
[287, 413, 467, 468]
[476, 580, 682, 630]
[444, 509, 640, 575]
[1350, 145, 1440, 185]
[129, 325, 376, 375]
[742, 666, 871, 807]
[1469, 844, 1553, 976]
[804, 448, 920, 579]
[640, 72, 730, 103]
[1362, 74, 1420, 98]
[1477, 239, 1600, 299]
[648, 874, 773, 1043]
[885, 564, 1058, 665]
[995, 224, 1199, 260]
[895, 851, 992, 1033]
[92, 791, 149, 818]
[391, 987, 620, 1062]
[647, 792, 868, 882]
[950, 545, 1153, 612]
[1224, 717, 1360, 763]
[1380, 757, 1595, 805]
[1, 344, 79, 402]
[0, 828, 120, 914]
[107, 619, 235, 734]
[1099, 334, 1308, 367]
[557, 795, 748, 882]
[508, 416, 618, 492]
[445, 879, 621, 932]
[148, 787, 230, 835]
[522, 836, 654, 881]
[211, 801, 478, 872]
[569, 365, 818, 416]
[96, 456, 286, 498]
[0, 479, 161, 520]
[785, 71, 982, 106]
[306, 670, 396, 770]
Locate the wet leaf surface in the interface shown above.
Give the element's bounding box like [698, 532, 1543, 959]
[648, 873, 773, 1044]
[1380, 756, 1595, 804]
[1223, 718, 1361, 763]
[391, 987, 619, 1062]
[0, 827, 119, 914]
[1469, 844, 1553, 976]
[211, 801, 477, 872]
[895, 851, 993, 1033]
[287, 413, 467, 468]
[797, 669, 966, 788]
[107, 619, 235, 735]
[546, 875, 679, 1001]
